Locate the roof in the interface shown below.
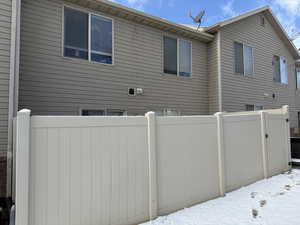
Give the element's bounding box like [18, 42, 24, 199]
[204, 6, 300, 58]
[65, 0, 214, 42]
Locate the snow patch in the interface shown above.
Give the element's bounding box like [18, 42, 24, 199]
[141, 169, 300, 225]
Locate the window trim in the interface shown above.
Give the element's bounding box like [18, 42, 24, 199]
[162, 34, 193, 78]
[234, 41, 254, 77]
[62, 4, 115, 66]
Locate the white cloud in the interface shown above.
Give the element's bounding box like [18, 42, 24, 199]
[265, 0, 300, 47]
[273, 0, 300, 16]
[221, 0, 237, 18]
[124, 0, 148, 11]
[109, 0, 148, 11]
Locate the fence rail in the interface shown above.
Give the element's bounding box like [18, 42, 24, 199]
[15, 106, 291, 225]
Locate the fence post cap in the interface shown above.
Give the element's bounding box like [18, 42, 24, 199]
[17, 109, 31, 116]
[145, 111, 156, 117]
[214, 112, 223, 116]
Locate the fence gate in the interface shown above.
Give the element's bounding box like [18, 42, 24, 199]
[265, 111, 291, 177]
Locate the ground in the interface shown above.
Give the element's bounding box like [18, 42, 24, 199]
[141, 169, 300, 225]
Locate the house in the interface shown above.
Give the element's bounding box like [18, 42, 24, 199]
[0, 0, 299, 211]
[205, 7, 300, 128]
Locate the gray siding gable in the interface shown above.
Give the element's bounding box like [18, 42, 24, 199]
[219, 12, 300, 127]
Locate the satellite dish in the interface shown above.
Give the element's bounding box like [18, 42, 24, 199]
[189, 10, 205, 30]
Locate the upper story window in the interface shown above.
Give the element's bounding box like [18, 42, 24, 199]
[272, 55, 288, 84]
[234, 42, 254, 76]
[259, 16, 265, 27]
[163, 36, 192, 77]
[296, 68, 300, 89]
[64, 7, 113, 64]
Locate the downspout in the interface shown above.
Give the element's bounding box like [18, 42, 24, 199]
[217, 30, 223, 112]
[7, 0, 21, 199]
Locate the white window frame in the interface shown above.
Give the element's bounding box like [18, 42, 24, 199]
[62, 4, 115, 66]
[234, 41, 254, 77]
[163, 35, 193, 78]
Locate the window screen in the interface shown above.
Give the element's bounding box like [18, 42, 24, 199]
[273, 55, 281, 82]
[64, 7, 88, 60]
[244, 45, 253, 76]
[296, 69, 300, 89]
[91, 15, 113, 64]
[179, 40, 191, 77]
[280, 57, 288, 84]
[164, 36, 178, 75]
[234, 42, 244, 74]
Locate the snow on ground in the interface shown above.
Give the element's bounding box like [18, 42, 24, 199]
[141, 169, 300, 225]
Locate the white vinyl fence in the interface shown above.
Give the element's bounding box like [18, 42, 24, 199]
[15, 106, 291, 225]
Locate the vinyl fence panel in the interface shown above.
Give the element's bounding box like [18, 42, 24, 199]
[15, 106, 291, 225]
[28, 116, 150, 225]
[156, 116, 220, 215]
[223, 114, 264, 191]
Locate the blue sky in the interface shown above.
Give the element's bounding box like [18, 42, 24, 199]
[110, 0, 300, 47]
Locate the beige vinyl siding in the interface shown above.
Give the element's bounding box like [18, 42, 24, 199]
[208, 33, 219, 114]
[219, 13, 299, 128]
[19, 0, 209, 116]
[0, 0, 11, 153]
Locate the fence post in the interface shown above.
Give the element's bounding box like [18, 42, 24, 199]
[145, 112, 158, 220]
[282, 105, 292, 170]
[215, 112, 226, 196]
[15, 109, 31, 225]
[260, 111, 268, 179]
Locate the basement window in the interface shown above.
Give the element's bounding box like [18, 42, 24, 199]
[81, 109, 126, 116]
[245, 104, 263, 111]
[163, 36, 192, 77]
[64, 6, 113, 64]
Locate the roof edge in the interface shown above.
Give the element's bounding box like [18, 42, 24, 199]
[83, 0, 214, 42]
[204, 5, 300, 58]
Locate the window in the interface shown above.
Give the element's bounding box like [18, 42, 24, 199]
[81, 109, 105, 116]
[273, 55, 288, 84]
[164, 36, 177, 75]
[81, 109, 126, 116]
[296, 68, 300, 89]
[245, 104, 263, 111]
[179, 40, 192, 77]
[163, 36, 192, 77]
[106, 109, 126, 116]
[64, 7, 113, 64]
[64, 7, 88, 60]
[259, 16, 265, 26]
[153, 109, 180, 116]
[234, 42, 254, 76]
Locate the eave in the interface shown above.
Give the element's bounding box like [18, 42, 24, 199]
[64, 0, 214, 43]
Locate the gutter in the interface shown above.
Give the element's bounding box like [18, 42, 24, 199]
[7, 0, 21, 199]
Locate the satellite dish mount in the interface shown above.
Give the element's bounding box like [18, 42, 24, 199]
[189, 10, 205, 31]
